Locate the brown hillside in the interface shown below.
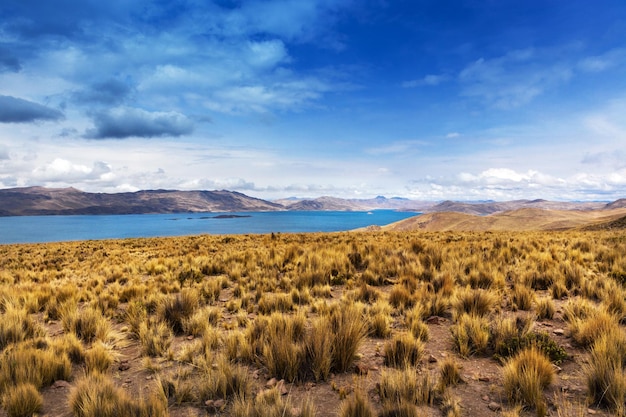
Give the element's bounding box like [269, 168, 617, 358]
[383, 207, 626, 232]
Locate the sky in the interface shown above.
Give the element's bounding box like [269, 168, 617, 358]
[1, 0, 625, 201]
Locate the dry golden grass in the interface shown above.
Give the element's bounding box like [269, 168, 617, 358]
[0, 229, 625, 415]
[1, 383, 43, 417]
[503, 347, 555, 415]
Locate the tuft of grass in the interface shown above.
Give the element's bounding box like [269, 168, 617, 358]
[452, 287, 498, 320]
[491, 314, 534, 359]
[305, 317, 333, 382]
[329, 305, 368, 373]
[568, 309, 620, 348]
[138, 320, 173, 357]
[383, 333, 425, 368]
[1, 383, 43, 417]
[535, 297, 555, 320]
[550, 280, 568, 299]
[0, 343, 72, 393]
[53, 332, 85, 364]
[439, 357, 462, 388]
[84, 341, 115, 374]
[584, 332, 626, 412]
[368, 310, 392, 338]
[158, 288, 199, 335]
[0, 304, 45, 350]
[258, 292, 294, 315]
[379, 401, 421, 417]
[125, 301, 147, 339]
[70, 372, 168, 417]
[200, 355, 251, 401]
[503, 347, 555, 415]
[409, 319, 430, 342]
[262, 327, 304, 382]
[231, 387, 303, 417]
[60, 303, 112, 344]
[451, 313, 490, 357]
[389, 285, 416, 310]
[440, 391, 462, 417]
[510, 284, 534, 311]
[339, 389, 375, 417]
[379, 366, 435, 407]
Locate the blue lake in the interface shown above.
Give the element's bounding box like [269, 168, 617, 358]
[0, 210, 419, 244]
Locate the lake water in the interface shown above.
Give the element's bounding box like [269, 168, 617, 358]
[0, 210, 418, 244]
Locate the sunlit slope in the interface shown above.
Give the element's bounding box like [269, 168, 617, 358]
[383, 208, 626, 232]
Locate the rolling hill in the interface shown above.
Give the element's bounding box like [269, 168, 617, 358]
[0, 187, 284, 216]
[382, 207, 626, 232]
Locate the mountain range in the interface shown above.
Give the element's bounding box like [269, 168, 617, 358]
[0, 186, 623, 219]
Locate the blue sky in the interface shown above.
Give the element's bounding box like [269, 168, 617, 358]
[1, 0, 625, 201]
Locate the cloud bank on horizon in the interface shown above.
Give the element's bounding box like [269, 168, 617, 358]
[1, 0, 625, 201]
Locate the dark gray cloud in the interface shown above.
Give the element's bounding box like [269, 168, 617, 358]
[0, 95, 64, 123]
[74, 79, 133, 105]
[85, 107, 193, 139]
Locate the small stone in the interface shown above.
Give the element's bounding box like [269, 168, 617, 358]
[205, 400, 214, 407]
[355, 363, 369, 375]
[305, 382, 315, 390]
[426, 316, 441, 325]
[428, 354, 437, 363]
[587, 409, 596, 415]
[553, 328, 565, 336]
[542, 322, 553, 327]
[266, 378, 278, 388]
[481, 395, 490, 402]
[124, 378, 132, 384]
[488, 402, 502, 412]
[187, 335, 195, 340]
[145, 376, 153, 380]
[276, 379, 289, 395]
[52, 380, 71, 389]
[118, 362, 131, 371]
[277, 380, 288, 396]
[478, 376, 490, 382]
[370, 366, 379, 371]
[252, 370, 260, 380]
[553, 365, 563, 373]
[213, 399, 226, 409]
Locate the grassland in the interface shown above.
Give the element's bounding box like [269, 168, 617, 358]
[1, 229, 626, 416]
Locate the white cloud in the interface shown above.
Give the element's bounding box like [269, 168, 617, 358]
[365, 140, 426, 155]
[402, 74, 448, 88]
[577, 48, 626, 73]
[247, 40, 289, 68]
[32, 158, 112, 182]
[459, 48, 572, 109]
